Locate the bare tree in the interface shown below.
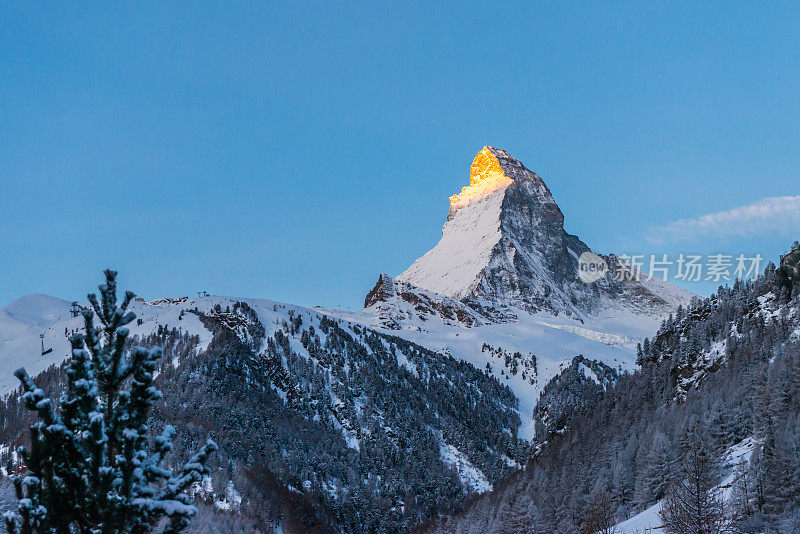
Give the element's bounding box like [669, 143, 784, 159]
[583, 488, 616, 534]
[660, 429, 728, 534]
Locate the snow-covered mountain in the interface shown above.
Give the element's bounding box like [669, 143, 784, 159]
[0, 290, 534, 531]
[397, 146, 693, 319]
[0, 147, 694, 445]
[328, 146, 692, 434]
[0, 146, 703, 532]
[250, 148, 688, 445]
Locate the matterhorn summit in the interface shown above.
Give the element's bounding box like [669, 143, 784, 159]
[395, 146, 692, 319]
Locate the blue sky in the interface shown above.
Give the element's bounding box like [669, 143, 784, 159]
[1, 2, 799, 308]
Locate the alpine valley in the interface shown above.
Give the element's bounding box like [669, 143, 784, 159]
[2, 148, 799, 533]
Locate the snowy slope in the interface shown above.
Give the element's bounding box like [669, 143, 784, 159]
[331, 303, 648, 440]
[638, 274, 696, 310]
[615, 437, 756, 533]
[0, 295, 83, 391]
[399, 186, 506, 299]
[0, 294, 215, 393]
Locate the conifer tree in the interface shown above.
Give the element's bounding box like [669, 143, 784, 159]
[639, 431, 677, 504]
[4, 270, 217, 533]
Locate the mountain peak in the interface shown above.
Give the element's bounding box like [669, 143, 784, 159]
[0, 294, 72, 327]
[397, 147, 692, 318]
[448, 146, 563, 225]
[398, 146, 579, 309]
[448, 146, 513, 214]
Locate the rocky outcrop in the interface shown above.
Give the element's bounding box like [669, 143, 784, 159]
[364, 273, 495, 328]
[776, 245, 800, 296]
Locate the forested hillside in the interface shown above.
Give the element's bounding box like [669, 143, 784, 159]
[425, 245, 800, 534]
[0, 301, 528, 533]
[0, 246, 795, 533]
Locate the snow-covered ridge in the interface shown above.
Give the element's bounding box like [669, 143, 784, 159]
[638, 272, 697, 310]
[363, 273, 497, 329]
[1, 289, 650, 443]
[0, 293, 215, 393]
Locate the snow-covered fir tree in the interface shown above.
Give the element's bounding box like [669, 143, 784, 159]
[4, 270, 217, 533]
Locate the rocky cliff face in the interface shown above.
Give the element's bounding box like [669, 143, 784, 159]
[394, 146, 692, 319]
[363, 273, 489, 328]
[777, 245, 800, 296]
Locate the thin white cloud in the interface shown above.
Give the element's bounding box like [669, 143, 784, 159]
[646, 196, 800, 243]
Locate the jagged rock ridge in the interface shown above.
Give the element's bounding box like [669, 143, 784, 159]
[363, 273, 490, 329]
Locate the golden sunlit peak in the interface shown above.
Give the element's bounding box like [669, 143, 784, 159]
[469, 146, 505, 185]
[449, 146, 513, 212]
